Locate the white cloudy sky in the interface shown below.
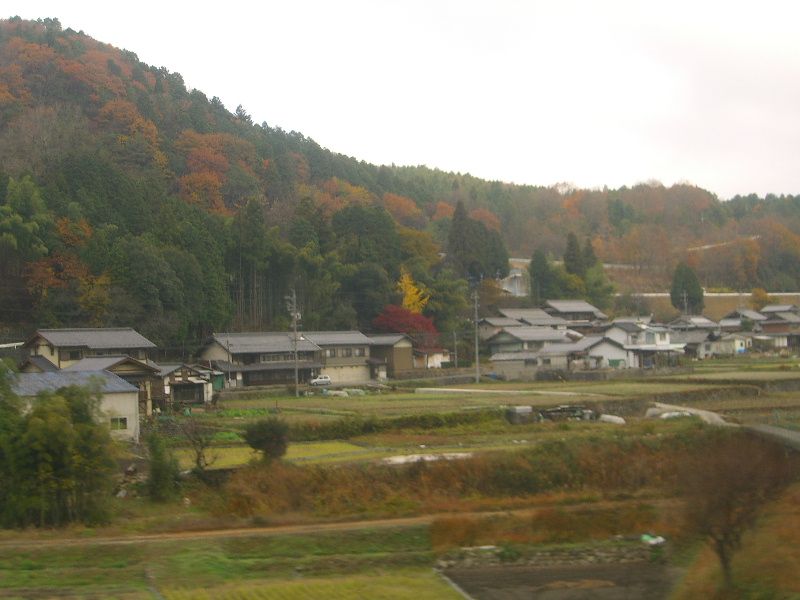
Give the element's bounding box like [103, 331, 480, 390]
[6, 1, 800, 198]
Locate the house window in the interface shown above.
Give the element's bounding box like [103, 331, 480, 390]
[541, 358, 551, 365]
[67, 350, 81, 361]
[325, 348, 337, 358]
[524, 358, 538, 366]
[110, 417, 128, 430]
[354, 347, 366, 357]
[342, 347, 353, 357]
[657, 333, 667, 342]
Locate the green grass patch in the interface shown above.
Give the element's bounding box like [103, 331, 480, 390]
[163, 569, 462, 600]
[0, 527, 437, 597]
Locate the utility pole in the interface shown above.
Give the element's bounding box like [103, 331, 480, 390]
[683, 290, 689, 315]
[453, 330, 458, 368]
[473, 287, 480, 383]
[285, 288, 301, 400]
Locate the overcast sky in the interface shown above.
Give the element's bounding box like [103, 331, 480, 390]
[6, 1, 800, 198]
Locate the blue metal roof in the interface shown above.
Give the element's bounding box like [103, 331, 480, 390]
[12, 371, 138, 396]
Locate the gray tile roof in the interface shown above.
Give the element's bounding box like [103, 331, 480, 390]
[63, 356, 158, 372]
[367, 333, 411, 346]
[670, 330, 712, 344]
[491, 327, 575, 343]
[211, 332, 320, 354]
[12, 371, 138, 396]
[303, 331, 374, 346]
[497, 308, 568, 326]
[606, 322, 645, 334]
[724, 309, 766, 321]
[480, 317, 525, 327]
[544, 300, 608, 320]
[31, 328, 156, 350]
[760, 304, 798, 313]
[773, 312, 800, 323]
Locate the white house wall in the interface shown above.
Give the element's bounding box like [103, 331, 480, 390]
[320, 365, 370, 385]
[101, 391, 140, 442]
[590, 342, 634, 368]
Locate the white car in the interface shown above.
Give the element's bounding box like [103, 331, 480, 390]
[310, 374, 331, 386]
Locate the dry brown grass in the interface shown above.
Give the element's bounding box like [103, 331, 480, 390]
[672, 483, 800, 598]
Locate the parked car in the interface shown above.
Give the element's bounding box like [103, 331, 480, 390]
[310, 374, 332, 386]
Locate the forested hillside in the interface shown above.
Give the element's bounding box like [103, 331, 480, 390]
[1, 17, 800, 349]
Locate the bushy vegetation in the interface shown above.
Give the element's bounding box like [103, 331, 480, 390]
[244, 418, 289, 461]
[0, 366, 116, 527]
[146, 432, 181, 502]
[286, 409, 501, 441]
[222, 430, 705, 518]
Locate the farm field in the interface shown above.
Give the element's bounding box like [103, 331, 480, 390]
[5, 365, 800, 599]
[0, 526, 460, 599]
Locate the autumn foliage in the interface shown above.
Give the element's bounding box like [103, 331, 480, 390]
[372, 305, 438, 349]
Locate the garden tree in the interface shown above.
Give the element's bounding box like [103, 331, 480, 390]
[0, 382, 116, 528]
[679, 432, 798, 590]
[397, 267, 429, 314]
[146, 432, 181, 502]
[563, 232, 585, 277]
[178, 418, 217, 475]
[372, 304, 439, 350]
[670, 261, 704, 314]
[750, 287, 776, 311]
[244, 418, 289, 461]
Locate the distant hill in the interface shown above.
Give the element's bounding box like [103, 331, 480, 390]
[1, 17, 800, 347]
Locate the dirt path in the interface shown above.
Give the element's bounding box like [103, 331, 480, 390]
[0, 498, 678, 550]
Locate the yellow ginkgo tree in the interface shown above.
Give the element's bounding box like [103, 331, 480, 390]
[397, 267, 430, 314]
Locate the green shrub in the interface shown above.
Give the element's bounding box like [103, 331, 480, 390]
[244, 418, 289, 461]
[146, 433, 181, 502]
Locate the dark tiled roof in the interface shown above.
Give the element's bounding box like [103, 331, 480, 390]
[303, 331, 374, 346]
[489, 327, 575, 343]
[367, 333, 411, 346]
[63, 356, 159, 373]
[497, 308, 568, 326]
[21, 356, 59, 372]
[31, 328, 156, 350]
[211, 332, 320, 354]
[544, 300, 608, 320]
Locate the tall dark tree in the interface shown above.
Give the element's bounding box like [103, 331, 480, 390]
[447, 200, 509, 280]
[563, 232, 585, 278]
[528, 248, 555, 304]
[447, 200, 471, 276]
[583, 236, 598, 270]
[671, 261, 704, 314]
